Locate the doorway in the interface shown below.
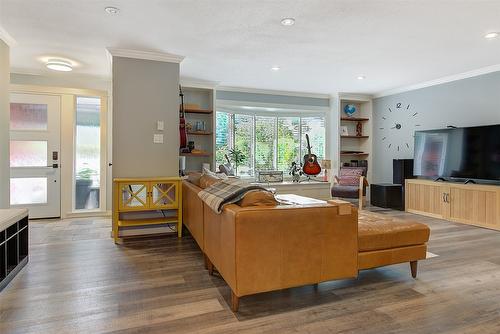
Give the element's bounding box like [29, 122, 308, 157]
[9, 93, 61, 218]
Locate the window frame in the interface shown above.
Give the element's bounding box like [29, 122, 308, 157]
[72, 95, 108, 213]
[216, 107, 327, 178]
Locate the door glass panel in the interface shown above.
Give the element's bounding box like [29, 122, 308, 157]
[10, 140, 48, 167]
[10, 103, 48, 130]
[75, 96, 101, 210]
[120, 184, 147, 208]
[152, 182, 176, 206]
[10, 177, 47, 205]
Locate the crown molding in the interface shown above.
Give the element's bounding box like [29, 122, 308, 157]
[374, 63, 500, 98]
[0, 24, 16, 47]
[180, 78, 219, 89]
[106, 48, 184, 63]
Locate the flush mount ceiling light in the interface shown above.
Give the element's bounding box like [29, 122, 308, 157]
[105, 6, 120, 14]
[46, 59, 73, 72]
[280, 18, 295, 26]
[484, 32, 499, 39]
[271, 66, 281, 71]
[357, 75, 366, 80]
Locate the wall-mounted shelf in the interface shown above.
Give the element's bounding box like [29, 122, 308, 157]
[341, 135, 369, 139]
[187, 131, 213, 136]
[341, 117, 370, 122]
[180, 152, 211, 157]
[184, 108, 213, 114]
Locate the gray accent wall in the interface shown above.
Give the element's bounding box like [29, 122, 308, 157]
[0, 40, 9, 208]
[372, 71, 500, 183]
[112, 56, 179, 178]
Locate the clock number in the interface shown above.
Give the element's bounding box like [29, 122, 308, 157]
[396, 103, 402, 108]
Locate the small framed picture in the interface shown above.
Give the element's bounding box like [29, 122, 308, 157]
[341, 126, 349, 136]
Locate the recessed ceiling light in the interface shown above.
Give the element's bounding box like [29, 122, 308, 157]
[271, 66, 281, 71]
[484, 32, 499, 39]
[105, 6, 120, 14]
[281, 18, 295, 26]
[357, 75, 366, 80]
[46, 59, 73, 72]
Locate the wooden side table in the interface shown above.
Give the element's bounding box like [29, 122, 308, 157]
[112, 177, 182, 244]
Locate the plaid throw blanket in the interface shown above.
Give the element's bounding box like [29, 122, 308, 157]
[198, 179, 267, 213]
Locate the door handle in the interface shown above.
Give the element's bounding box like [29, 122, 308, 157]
[46, 164, 59, 168]
[443, 193, 446, 203]
[445, 193, 450, 203]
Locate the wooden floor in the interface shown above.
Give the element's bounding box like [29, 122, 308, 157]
[1, 208, 500, 334]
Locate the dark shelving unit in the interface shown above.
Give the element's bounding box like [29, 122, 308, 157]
[1, 211, 29, 292]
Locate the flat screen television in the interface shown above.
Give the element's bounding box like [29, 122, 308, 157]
[413, 124, 500, 182]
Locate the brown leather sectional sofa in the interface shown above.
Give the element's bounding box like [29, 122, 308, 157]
[182, 180, 430, 312]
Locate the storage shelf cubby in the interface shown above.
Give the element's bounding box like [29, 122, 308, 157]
[0, 210, 29, 292]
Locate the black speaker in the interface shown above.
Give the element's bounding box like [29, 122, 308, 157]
[393, 159, 414, 185]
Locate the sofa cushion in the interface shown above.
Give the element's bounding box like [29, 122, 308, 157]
[358, 212, 430, 252]
[238, 190, 278, 207]
[187, 172, 202, 187]
[199, 174, 223, 189]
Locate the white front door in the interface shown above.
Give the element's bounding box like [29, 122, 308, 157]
[9, 93, 61, 218]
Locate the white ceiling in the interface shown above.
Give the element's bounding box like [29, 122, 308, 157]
[1, 0, 500, 95]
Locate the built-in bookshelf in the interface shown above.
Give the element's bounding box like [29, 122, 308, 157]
[181, 86, 216, 172]
[338, 95, 373, 182]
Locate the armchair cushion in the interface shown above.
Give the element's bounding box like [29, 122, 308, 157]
[331, 185, 364, 199]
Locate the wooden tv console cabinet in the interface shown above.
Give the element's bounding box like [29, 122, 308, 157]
[405, 179, 500, 231]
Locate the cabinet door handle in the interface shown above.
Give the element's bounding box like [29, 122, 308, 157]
[443, 193, 446, 203]
[445, 193, 450, 203]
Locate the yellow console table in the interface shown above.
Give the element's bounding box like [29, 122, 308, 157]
[112, 177, 182, 243]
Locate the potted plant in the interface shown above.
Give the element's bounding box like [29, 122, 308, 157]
[75, 167, 96, 209]
[228, 148, 246, 176]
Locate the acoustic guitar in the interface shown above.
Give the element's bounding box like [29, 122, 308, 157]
[179, 85, 188, 150]
[302, 134, 322, 176]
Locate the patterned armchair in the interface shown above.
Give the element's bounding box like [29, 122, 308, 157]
[331, 166, 369, 209]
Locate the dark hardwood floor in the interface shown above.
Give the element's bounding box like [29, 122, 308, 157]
[1, 208, 499, 334]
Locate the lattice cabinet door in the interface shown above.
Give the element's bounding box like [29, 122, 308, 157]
[118, 182, 150, 211]
[150, 181, 179, 210]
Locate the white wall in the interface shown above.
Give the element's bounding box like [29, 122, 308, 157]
[372, 71, 500, 183]
[11, 73, 111, 92]
[0, 39, 9, 208]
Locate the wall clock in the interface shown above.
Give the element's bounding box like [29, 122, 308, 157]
[379, 102, 420, 152]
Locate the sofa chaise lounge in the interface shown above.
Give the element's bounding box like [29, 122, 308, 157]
[182, 179, 430, 312]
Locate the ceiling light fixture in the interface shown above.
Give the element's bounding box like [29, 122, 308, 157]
[357, 75, 366, 80]
[271, 66, 281, 71]
[484, 32, 499, 39]
[281, 18, 295, 26]
[46, 59, 73, 72]
[105, 6, 120, 14]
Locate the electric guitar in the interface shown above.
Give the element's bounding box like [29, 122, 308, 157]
[302, 134, 321, 176]
[179, 85, 188, 150]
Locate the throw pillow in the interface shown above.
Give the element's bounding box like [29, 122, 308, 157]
[338, 168, 363, 186]
[238, 190, 278, 207]
[199, 174, 223, 189]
